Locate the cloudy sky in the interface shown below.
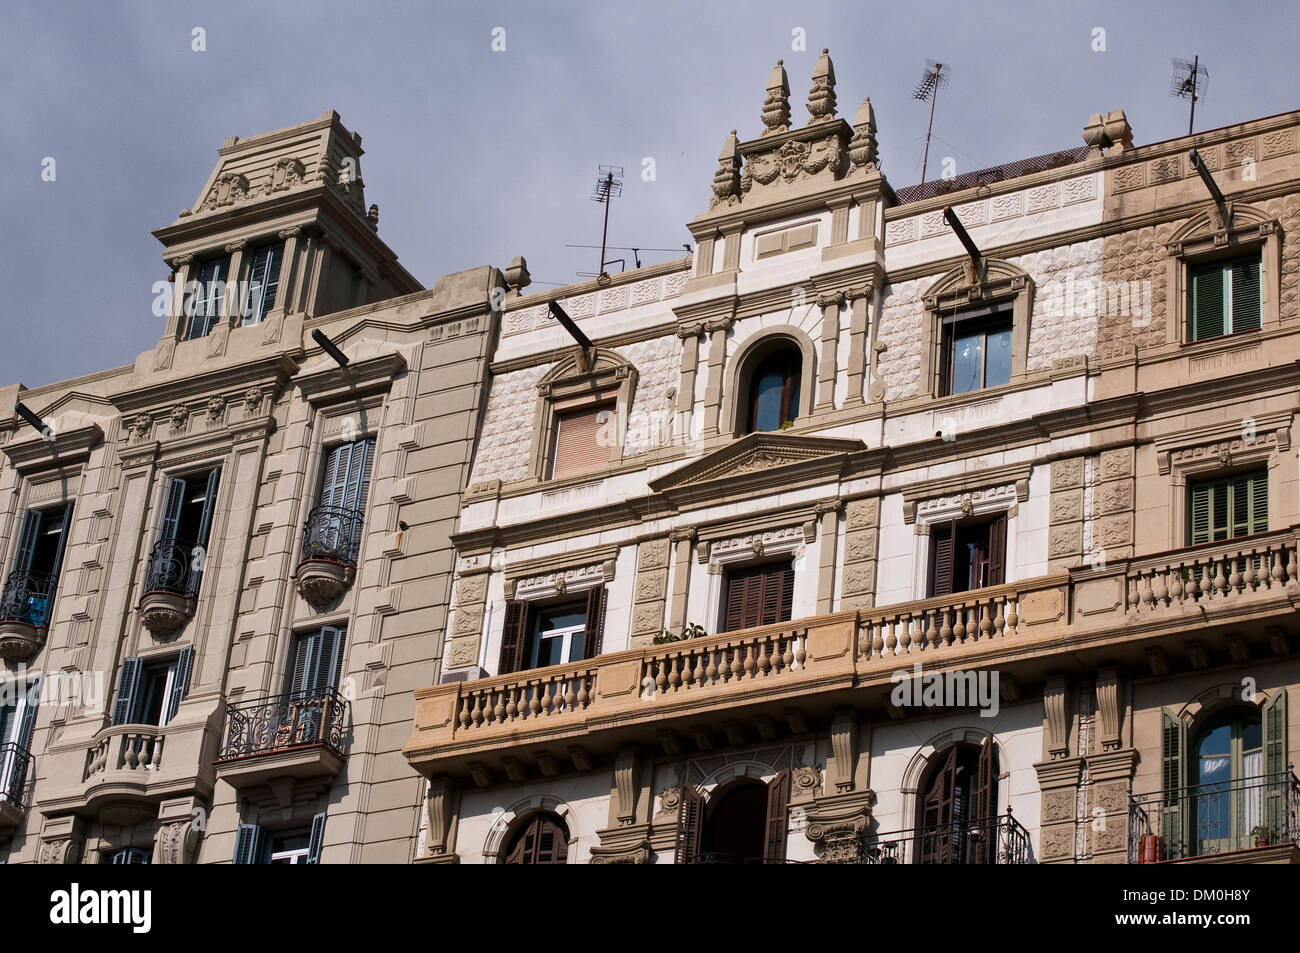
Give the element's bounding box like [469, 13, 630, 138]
[0, 0, 1293, 390]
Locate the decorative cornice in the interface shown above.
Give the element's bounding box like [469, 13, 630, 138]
[293, 351, 407, 404]
[2, 423, 103, 473]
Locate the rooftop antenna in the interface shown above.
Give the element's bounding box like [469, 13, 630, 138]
[1170, 56, 1208, 136]
[590, 165, 624, 283]
[912, 60, 949, 185]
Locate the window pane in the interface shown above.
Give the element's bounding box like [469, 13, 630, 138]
[753, 370, 785, 431]
[984, 326, 1012, 387]
[950, 330, 984, 395]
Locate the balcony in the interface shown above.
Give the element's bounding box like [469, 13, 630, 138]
[406, 527, 1300, 783]
[1128, 771, 1300, 864]
[0, 740, 33, 833]
[138, 538, 204, 637]
[0, 569, 56, 661]
[864, 811, 1033, 864]
[295, 506, 363, 609]
[214, 690, 349, 801]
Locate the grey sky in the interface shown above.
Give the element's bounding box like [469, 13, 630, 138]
[1, 0, 1294, 390]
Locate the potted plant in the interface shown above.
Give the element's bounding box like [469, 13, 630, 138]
[653, 622, 707, 645]
[1251, 825, 1274, 847]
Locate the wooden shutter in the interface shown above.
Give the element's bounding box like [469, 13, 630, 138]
[1161, 708, 1187, 856]
[111, 658, 142, 726]
[344, 439, 375, 512]
[15, 677, 40, 750]
[244, 244, 283, 326]
[986, 515, 1007, 587]
[162, 646, 194, 724]
[46, 505, 71, 579]
[289, 631, 316, 698]
[921, 746, 958, 864]
[233, 824, 268, 865]
[581, 585, 606, 660]
[1191, 261, 1224, 340]
[724, 563, 795, 632]
[498, 600, 529, 674]
[194, 469, 221, 548]
[306, 811, 327, 864]
[10, 510, 42, 573]
[159, 477, 187, 542]
[319, 443, 352, 509]
[188, 258, 228, 340]
[674, 782, 703, 864]
[723, 569, 752, 632]
[974, 736, 996, 864]
[931, 521, 956, 597]
[763, 769, 790, 863]
[1230, 256, 1261, 332]
[760, 564, 794, 627]
[551, 405, 611, 479]
[1233, 470, 1267, 536]
[1190, 480, 1214, 545]
[1264, 689, 1288, 838]
[317, 625, 344, 692]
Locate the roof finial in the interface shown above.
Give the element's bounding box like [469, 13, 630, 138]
[710, 130, 742, 208]
[848, 96, 878, 170]
[761, 60, 791, 135]
[806, 49, 837, 124]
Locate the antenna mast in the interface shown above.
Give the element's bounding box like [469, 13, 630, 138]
[912, 60, 949, 185]
[1170, 56, 1209, 136]
[590, 165, 624, 283]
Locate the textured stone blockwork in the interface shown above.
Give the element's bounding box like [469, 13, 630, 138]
[630, 537, 670, 646]
[839, 497, 880, 610]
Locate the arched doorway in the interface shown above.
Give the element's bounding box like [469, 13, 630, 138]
[700, 780, 768, 863]
[503, 812, 569, 864]
[1190, 707, 1263, 854]
[915, 737, 997, 864]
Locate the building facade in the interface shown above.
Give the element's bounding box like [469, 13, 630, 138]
[404, 53, 1300, 864]
[0, 110, 505, 863]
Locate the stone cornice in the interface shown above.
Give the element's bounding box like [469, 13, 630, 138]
[499, 258, 691, 315]
[110, 354, 300, 416]
[2, 423, 103, 473]
[293, 351, 407, 405]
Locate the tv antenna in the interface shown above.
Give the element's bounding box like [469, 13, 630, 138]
[567, 243, 685, 272]
[1170, 56, 1208, 136]
[912, 60, 949, 185]
[589, 165, 623, 284]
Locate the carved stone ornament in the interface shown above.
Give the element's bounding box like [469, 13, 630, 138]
[169, 404, 189, 431]
[805, 813, 868, 864]
[711, 130, 742, 208]
[742, 136, 844, 192]
[792, 764, 822, 793]
[805, 49, 837, 124]
[204, 395, 226, 421]
[264, 156, 306, 195]
[657, 787, 682, 815]
[589, 841, 652, 864]
[242, 386, 264, 416]
[848, 96, 878, 169]
[156, 817, 201, 864]
[127, 414, 153, 441]
[38, 838, 80, 864]
[761, 60, 792, 134]
[201, 172, 250, 211]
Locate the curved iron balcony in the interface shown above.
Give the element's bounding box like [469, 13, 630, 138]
[217, 688, 350, 763]
[300, 506, 364, 567]
[0, 569, 57, 629]
[0, 739, 33, 809]
[142, 537, 205, 598]
[863, 810, 1033, 864]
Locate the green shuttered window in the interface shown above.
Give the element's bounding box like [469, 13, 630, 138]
[1191, 254, 1261, 341]
[1189, 470, 1267, 545]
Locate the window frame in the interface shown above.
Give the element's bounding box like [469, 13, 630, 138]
[549, 400, 617, 480]
[530, 350, 637, 483]
[1187, 468, 1268, 546]
[745, 349, 803, 433]
[720, 559, 796, 633]
[242, 241, 286, 328]
[184, 254, 231, 340]
[939, 305, 1014, 397]
[1188, 252, 1263, 341]
[921, 260, 1033, 399]
[928, 512, 1008, 598]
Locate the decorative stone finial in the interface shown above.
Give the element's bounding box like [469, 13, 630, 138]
[710, 130, 742, 208]
[761, 60, 791, 134]
[806, 48, 837, 124]
[504, 256, 531, 296]
[367, 204, 379, 226]
[1102, 108, 1133, 153]
[1082, 113, 1109, 157]
[848, 96, 878, 170]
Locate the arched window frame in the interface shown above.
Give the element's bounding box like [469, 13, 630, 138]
[724, 328, 816, 437]
[529, 350, 638, 482]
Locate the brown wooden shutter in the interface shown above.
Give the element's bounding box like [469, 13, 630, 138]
[763, 769, 791, 863]
[505, 814, 569, 864]
[986, 515, 1007, 587]
[674, 782, 703, 864]
[931, 521, 956, 597]
[550, 404, 612, 479]
[581, 585, 606, 660]
[974, 736, 995, 864]
[921, 746, 958, 864]
[498, 600, 529, 674]
[725, 563, 795, 632]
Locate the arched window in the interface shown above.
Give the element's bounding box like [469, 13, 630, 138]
[676, 771, 790, 864]
[916, 738, 996, 864]
[1190, 709, 1263, 855]
[503, 812, 569, 864]
[744, 349, 801, 433]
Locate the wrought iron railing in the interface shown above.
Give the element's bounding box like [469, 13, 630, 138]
[689, 852, 811, 864]
[216, 689, 349, 762]
[0, 569, 57, 628]
[0, 740, 33, 808]
[142, 537, 205, 598]
[1128, 769, 1300, 862]
[864, 809, 1033, 864]
[300, 506, 365, 567]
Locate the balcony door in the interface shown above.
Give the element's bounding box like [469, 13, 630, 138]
[0, 675, 39, 806]
[1191, 711, 1263, 855]
[722, 562, 794, 632]
[503, 812, 569, 864]
[305, 439, 374, 565]
[282, 626, 345, 747]
[675, 771, 790, 864]
[917, 738, 996, 864]
[1, 504, 71, 628]
[930, 515, 1006, 597]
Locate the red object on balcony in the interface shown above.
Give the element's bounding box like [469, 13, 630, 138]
[1138, 833, 1165, 863]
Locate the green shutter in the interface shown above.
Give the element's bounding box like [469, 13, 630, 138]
[1162, 708, 1187, 857]
[233, 824, 267, 864]
[1190, 471, 1267, 545]
[162, 646, 194, 725]
[1190, 481, 1213, 545]
[1191, 262, 1224, 340]
[306, 811, 327, 864]
[1229, 256, 1261, 332]
[1263, 689, 1288, 839]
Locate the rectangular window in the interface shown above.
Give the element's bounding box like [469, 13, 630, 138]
[941, 306, 1013, 396]
[242, 243, 284, 327]
[550, 404, 612, 480]
[929, 515, 1007, 597]
[110, 647, 194, 727]
[185, 256, 230, 340]
[0, 673, 39, 807]
[105, 848, 151, 864]
[528, 602, 587, 669]
[722, 562, 794, 632]
[497, 586, 606, 674]
[269, 830, 312, 864]
[1190, 254, 1261, 341]
[160, 470, 220, 549]
[1189, 470, 1267, 545]
[2, 503, 71, 629]
[288, 625, 345, 698]
[319, 438, 375, 512]
[234, 812, 325, 864]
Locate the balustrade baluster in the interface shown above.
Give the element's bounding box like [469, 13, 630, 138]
[979, 602, 994, 639]
[1198, 560, 1212, 601]
[151, 736, 164, 770]
[1228, 556, 1243, 593]
[925, 610, 939, 651]
[1213, 558, 1228, 597]
[655, 659, 668, 694]
[506, 686, 520, 720]
[564, 678, 577, 710]
[1141, 571, 1155, 609]
[795, 635, 807, 670]
[953, 605, 967, 643]
[993, 598, 1006, 638]
[1285, 546, 1296, 583]
[899, 614, 913, 655]
[1006, 596, 1019, 634]
[870, 623, 884, 659]
[577, 676, 591, 709]
[1169, 564, 1185, 603]
[939, 609, 954, 646]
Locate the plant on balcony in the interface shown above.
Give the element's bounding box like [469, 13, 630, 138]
[653, 622, 707, 645]
[1251, 825, 1275, 847]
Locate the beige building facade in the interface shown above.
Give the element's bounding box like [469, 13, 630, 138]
[404, 54, 1300, 864]
[0, 110, 505, 863]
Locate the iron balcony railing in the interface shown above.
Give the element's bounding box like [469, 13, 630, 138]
[1128, 769, 1300, 862]
[142, 537, 205, 599]
[300, 506, 365, 567]
[216, 689, 349, 763]
[0, 740, 33, 808]
[864, 809, 1033, 864]
[0, 569, 57, 629]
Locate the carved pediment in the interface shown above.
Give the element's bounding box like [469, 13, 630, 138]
[649, 432, 866, 494]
